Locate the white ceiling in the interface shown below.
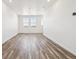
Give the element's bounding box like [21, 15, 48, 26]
[3, 0, 57, 15]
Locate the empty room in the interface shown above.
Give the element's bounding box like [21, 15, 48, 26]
[2, 0, 76, 59]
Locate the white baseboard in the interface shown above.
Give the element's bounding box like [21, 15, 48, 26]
[2, 33, 18, 44]
[43, 33, 76, 55]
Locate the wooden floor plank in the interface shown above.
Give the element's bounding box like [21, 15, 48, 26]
[2, 33, 76, 59]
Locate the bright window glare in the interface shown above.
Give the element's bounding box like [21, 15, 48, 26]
[30, 17, 37, 27]
[23, 17, 29, 26]
[23, 16, 37, 27]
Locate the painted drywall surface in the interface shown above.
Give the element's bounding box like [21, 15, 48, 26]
[2, 2, 18, 44]
[43, 0, 76, 54]
[18, 15, 43, 33]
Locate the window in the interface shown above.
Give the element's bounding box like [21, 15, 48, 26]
[23, 16, 37, 27]
[30, 17, 37, 27]
[23, 17, 29, 27]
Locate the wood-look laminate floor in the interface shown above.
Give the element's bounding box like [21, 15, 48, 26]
[2, 33, 76, 59]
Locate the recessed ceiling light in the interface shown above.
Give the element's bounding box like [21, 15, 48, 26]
[9, 0, 12, 3]
[48, 0, 50, 2]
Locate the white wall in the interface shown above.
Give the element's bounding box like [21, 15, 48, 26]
[18, 15, 43, 33]
[43, 0, 76, 54]
[2, 2, 18, 44]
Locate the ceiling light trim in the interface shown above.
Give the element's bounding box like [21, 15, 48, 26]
[9, 0, 12, 3]
[47, 0, 50, 2]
